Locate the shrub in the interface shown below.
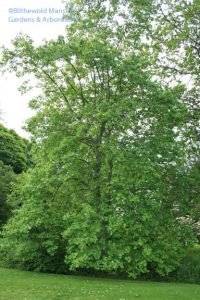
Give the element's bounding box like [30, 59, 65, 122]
[171, 245, 200, 284]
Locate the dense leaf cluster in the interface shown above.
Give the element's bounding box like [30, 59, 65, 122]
[0, 124, 30, 174]
[0, 124, 31, 229]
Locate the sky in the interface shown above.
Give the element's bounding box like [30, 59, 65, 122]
[0, 0, 68, 137]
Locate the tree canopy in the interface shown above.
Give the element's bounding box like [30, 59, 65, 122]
[0, 124, 30, 174]
[0, 123, 31, 229]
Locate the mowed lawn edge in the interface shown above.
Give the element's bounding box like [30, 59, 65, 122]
[0, 267, 199, 300]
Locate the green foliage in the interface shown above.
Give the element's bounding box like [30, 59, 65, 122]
[153, 0, 200, 80]
[0, 0, 197, 279]
[0, 167, 67, 272]
[0, 161, 15, 229]
[151, 0, 200, 165]
[170, 245, 200, 284]
[0, 124, 30, 174]
[0, 124, 31, 230]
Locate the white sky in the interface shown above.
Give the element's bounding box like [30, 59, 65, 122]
[0, 0, 68, 137]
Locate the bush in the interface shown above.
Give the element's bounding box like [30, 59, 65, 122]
[171, 245, 200, 284]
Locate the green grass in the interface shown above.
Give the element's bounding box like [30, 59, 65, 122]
[0, 267, 200, 300]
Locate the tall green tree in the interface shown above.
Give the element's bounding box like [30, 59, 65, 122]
[0, 0, 196, 277]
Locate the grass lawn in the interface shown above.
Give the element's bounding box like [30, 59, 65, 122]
[0, 267, 199, 300]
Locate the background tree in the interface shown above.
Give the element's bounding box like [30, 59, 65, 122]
[0, 123, 31, 230]
[0, 124, 30, 174]
[0, 161, 15, 229]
